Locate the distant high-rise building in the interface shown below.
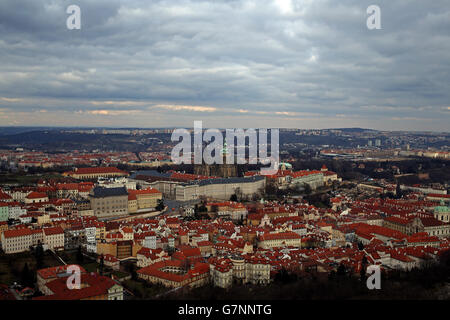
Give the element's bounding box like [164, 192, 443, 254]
[368, 140, 373, 147]
[375, 139, 381, 147]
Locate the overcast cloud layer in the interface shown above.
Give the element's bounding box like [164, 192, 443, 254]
[0, 0, 449, 131]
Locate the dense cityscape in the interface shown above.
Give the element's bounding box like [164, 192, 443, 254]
[0, 127, 449, 301]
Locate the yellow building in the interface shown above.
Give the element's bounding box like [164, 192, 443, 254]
[95, 222, 106, 240]
[128, 194, 138, 214]
[97, 241, 117, 257]
[128, 188, 162, 212]
[0, 221, 8, 234]
[1, 228, 33, 254]
[37, 213, 51, 226]
[43, 227, 65, 251]
[96, 240, 141, 260]
[331, 228, 346, 247]
[257, 232, 302, 249]
[63, 167, 128, 180]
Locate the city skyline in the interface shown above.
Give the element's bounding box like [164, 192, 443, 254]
[1, 125, 450, 135]
[0, 0, 449, 131]
[1, 0, 450, 307]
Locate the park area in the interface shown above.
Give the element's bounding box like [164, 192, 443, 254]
[0, 250, 62, 287]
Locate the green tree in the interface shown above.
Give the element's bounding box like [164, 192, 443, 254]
[303, 183, 312, 195]
[76, 245, 84, 264]
[99, 254, 105, 276]
[21, 263, 34, 288]
[234, 187, 243, 201]
[357, 241, 364, 251]
[167, 246, 176, 256]
[127, 263, 138, 280]
[35, 241, 44, 269]
[337, 263, 347, 277]
[198, 203, 207, 213]
[156, 199, 164, 211]
[360, 256, 368, 283]
[396, 183, 402, 199]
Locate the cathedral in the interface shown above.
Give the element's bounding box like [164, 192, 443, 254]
[194, 139, 238, 178]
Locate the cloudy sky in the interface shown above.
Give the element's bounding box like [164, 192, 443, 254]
[0, 0, 449, 131]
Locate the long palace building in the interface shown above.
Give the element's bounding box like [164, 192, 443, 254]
[63, 167, 128, 180]
[130, 170, 265, 201]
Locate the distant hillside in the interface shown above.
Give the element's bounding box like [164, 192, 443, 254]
[333, 128, 377, 132]
[0, 130, 171, 152]
[0, 127, 63, 136]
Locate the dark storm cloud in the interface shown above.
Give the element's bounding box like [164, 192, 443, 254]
[0, 0, 449, 130]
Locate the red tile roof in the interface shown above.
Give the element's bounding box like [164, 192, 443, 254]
[34, 273, 118, 300]
[0, 191, 12, 200]
[2, 228, 32, 238]
[66, 167, 128, 176]
[37, 265, 87, 280]
[259, 232, 301, 241]
[137, 260, 209, 283]
[43, 226, 64, 236]
[128, 188, 162, 195]
[196, 240, 213, 247]
[26, 192, 47, 199]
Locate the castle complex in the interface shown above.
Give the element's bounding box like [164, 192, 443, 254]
[194, 139, 238, 178]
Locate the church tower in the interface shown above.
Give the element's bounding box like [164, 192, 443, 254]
[194, 137, 238, 178]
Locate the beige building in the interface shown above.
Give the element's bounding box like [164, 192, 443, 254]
[43, 227, 65, 251]
[209, 254, 271, 288]
[31, 229, 44, 246]
[384, 216, 450, 238]
[206, 201, 248, 221]
[89, 187, 128, 219]
[119, 227, 134, 241]
[37, 213, 51, 226]
[0, 222, 8, 234]
[128, 195, 138, 214]
[1, 228, 33, 254]
[433, 202, 450, 223]
[209, 255, 248, 288]
[149, 176, 265, 201]
[63, 167, 128, 180]
[24, 192, 48, 204]
[244, 256, 271, 285]
[210, 261, 233, 289]
[97, 240, 140, 260]
[136, 247, 170, 268]
[257, 232, 302, 249]
[230, 255, 246, 282]
[128, 188, 162, 213]
[331, 228, 346, 247]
